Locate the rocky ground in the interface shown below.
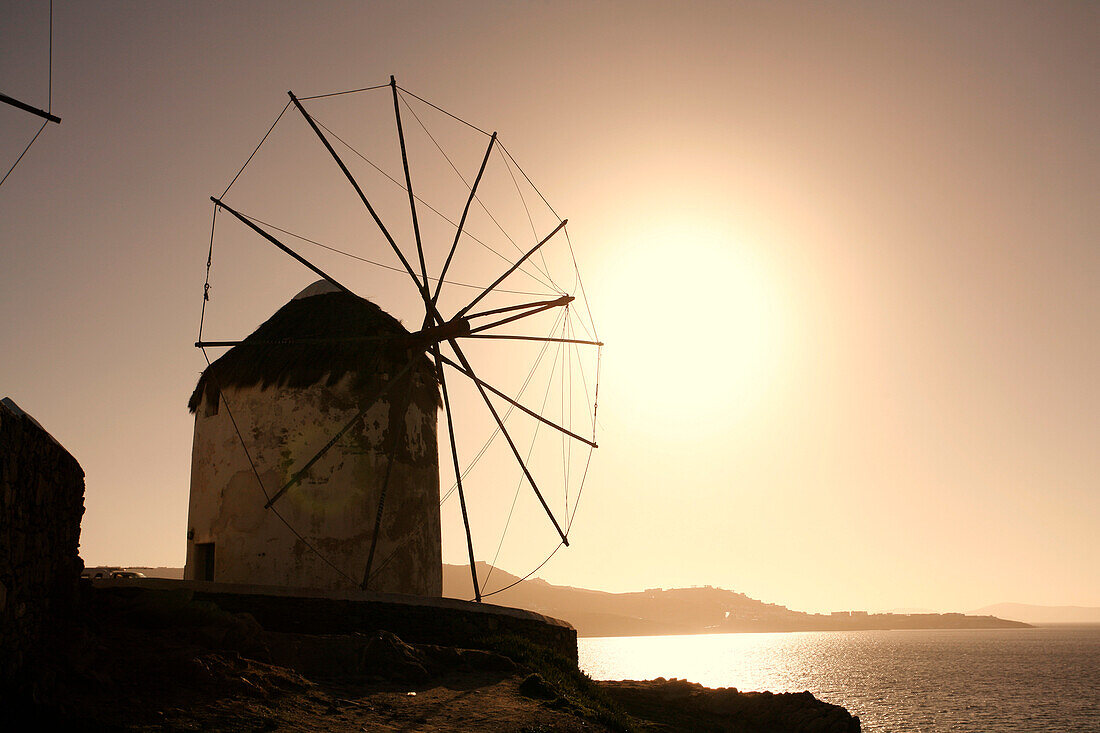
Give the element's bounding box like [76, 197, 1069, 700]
[13, 587, 860, 732]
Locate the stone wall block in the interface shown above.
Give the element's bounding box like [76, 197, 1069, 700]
[0, 401, 86, 701]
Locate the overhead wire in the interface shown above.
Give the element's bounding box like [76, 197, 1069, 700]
[48, 0, 52, 112]
[0, 121, 48, 190]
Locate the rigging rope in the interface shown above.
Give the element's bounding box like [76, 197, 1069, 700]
[437, 308, 566, 506]
[221, 101, 290, 197]
[231, 208, 552, 297]
[497, 144, 561, 292]
[564, 227, 600, 341]
[498, 142, 563, 223]
[567, 345, 601, 533]
[397, 91, 561, 289]
[298, 83, 390, 101]
[197, 205, 217, 340]
[396, 84, 491, 137]
[310, 113, 562, 295]
[478, 543, 564, 601]
[482, 321, 566, 593]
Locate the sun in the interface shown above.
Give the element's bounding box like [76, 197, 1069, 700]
[597, 222, 785, 433]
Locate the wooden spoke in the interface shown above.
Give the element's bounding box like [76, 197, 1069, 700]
[211, 197, 353, 295]
[455, 220, 567, 319]
[467, 300, 566, 336]
[432, 344, 481, 601]
[461, 333, 603, 347]
[446, 339, 570, 546]
[466, 295, 572, 321]
[390, 76, 430, 297]
[437, 352, 597, 449]
[0, 92, 60, 124]
[433, 132, 497, 307]
[288, 91, 427, 298]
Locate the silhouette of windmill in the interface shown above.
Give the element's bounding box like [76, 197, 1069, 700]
[193, 76, 601, 602]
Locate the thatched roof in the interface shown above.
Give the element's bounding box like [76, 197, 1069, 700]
[189, 286, 438, 413]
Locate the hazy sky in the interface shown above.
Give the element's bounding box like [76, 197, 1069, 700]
[2, 1, 1097, 614]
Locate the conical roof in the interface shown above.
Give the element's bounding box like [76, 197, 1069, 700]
[189, 283, 437, 413]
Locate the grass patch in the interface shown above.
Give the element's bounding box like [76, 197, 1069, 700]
[477, 633, 633, 732]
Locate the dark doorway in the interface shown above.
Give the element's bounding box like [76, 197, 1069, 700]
[194, 542, 215, 581]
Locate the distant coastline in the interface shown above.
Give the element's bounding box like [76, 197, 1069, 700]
[440, 564, 1030, 637]
[113, 564, 1034, 636]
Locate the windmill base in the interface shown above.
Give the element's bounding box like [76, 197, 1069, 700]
[88, 577, 577, 662]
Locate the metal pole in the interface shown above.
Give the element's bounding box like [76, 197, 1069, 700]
[0, 92, 60, 124]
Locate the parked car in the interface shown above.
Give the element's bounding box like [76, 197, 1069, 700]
[81, 566, 120, 579]
[110, 570, 147, 579]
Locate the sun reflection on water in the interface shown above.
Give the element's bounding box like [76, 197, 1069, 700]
[579, 628, 1100, 733]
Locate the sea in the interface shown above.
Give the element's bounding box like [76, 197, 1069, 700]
[578, 626, 1100, 732]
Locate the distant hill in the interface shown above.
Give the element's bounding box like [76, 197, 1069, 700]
[444, 563, 1030, 637]
[971, 603, 1100, 625]
[104, 563, 1039, 635]
[131, 567, 184, 579]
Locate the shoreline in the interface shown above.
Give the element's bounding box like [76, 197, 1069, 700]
[17, 584, 862, 732]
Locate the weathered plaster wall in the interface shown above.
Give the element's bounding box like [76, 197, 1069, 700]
[0, 399, 85, 698]
[185, 373, 441, 595]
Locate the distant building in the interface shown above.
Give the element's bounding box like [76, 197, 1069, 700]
[184, 281, 441, 595]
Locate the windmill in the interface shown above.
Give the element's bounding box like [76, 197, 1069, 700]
[190, 77, 601, 603]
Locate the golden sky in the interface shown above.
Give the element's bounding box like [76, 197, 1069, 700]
[1, 1, 1097, 614]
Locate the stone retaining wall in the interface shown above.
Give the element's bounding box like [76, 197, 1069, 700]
[0, 398, 85, 698]
[95, 578, 578, 662]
